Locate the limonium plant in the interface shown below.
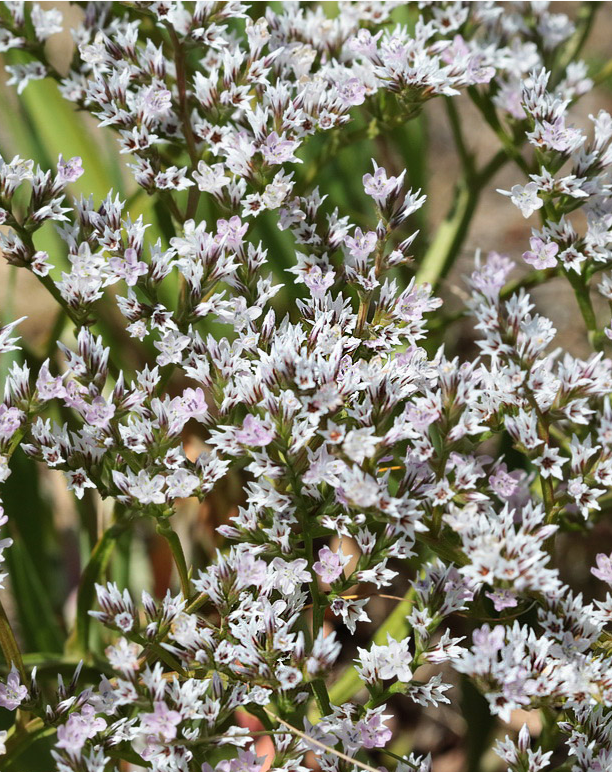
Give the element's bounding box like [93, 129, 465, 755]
[1, 1, 612, 771]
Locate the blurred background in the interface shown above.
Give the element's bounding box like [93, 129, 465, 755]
[2, 2, 612, 771]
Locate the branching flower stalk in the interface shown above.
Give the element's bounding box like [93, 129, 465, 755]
[0, 3, 611, 772]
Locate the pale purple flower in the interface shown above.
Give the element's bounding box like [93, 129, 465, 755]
[356, 708, 393, 749]
[142, 86, 172, 118]
[216, 748, 266, 772]
[522, 236, 559, 269]
[56, 706, 106, 757]
[470, 252, 514, 297]
[261, 132, 299, 165]
[363, 164, 397, 204]
[344, 228, 377, 260]
[337, 77, 366, 106]
[592, 553, 612, 584]
[108, 248, 148, 286]
[141, 701, 182, 740]
[236, 415, 275, 446]
[83, 396, 116, 428]
[56, 154, 84, 184]
[489, 465, 523, 499]
[0, 405, 24, 441]
[270, 557, 311, 594]
[303, 265, 335, 296]
[539, 117, 582, 153]
[485, 589, 519, 612]
[174, 387, 209, 422]
[236, 552, 267, 589]
[313, 546, 351, 584]
[0, 668, 28, 710]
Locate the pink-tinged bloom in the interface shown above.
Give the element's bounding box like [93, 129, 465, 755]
[56, 705, 106, 756]
[215, 748, 266, 772]
[489, 465, 523, 499]
[56, 154, 84, 184]
[470, 252, 514, 297]
[236, 415, 275, 446]
[344, 228, 377, 259]
[141, 701, 182, 740]
[0, 667, 28, 710]
[104, 637, 141, 674]
[337, 77, 366, 106]
[83, 395, 116, 428]
[304, 265, 335, 296]
[356, 708, 393, 749]
[108, 247, 148, 286]
[363, 164, 398, 204]
[173, 387, 209, 422]
[236, 552, 267, 589]
[261, 132, 299, 165]
[313, 545, 351, 584]
[485, 589, 519, 612]
[522, 237, 558, 269]
[539, 117, 582, 153]
[0, 405, 24, 441]
[592, 553, 612, 584]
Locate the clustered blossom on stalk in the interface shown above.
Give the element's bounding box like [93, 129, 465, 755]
[1, 1, 612, 771]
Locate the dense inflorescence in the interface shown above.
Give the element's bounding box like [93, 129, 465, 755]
[2, 2, 612, 771]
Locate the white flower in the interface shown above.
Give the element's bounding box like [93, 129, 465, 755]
[497, 182, 544, 218]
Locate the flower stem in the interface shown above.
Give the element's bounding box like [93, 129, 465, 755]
[0, 597, 26, 683]
[156, 519, 191, 599]
[65, 517, 129, 656]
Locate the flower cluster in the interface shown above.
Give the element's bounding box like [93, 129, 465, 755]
[0, 2, 612, 772]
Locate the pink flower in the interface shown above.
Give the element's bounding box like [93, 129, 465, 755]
[522, 237, 559, 269]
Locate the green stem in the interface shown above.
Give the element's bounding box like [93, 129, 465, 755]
[66, 518, 129, 656]
[167, 25, 200, 221]
[416, 150, 507, 289]
[564, 269, 605, 352]
[156, 519, 191, 599]
[3, 718, 55, 770]
[0, 598, 26, 683]
[445, 98, 475, 179]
